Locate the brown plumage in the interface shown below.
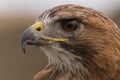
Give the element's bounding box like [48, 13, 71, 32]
[21, 4, 120, 80]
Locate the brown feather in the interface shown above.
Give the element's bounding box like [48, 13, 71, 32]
[33, 4, 120, 80]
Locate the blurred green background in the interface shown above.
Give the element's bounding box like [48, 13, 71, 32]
[0, 0, 120, 80]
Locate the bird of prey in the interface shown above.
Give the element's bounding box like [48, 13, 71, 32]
[21, 4, 120, 80]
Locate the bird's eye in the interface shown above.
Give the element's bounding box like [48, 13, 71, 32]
[62, 20, 79, 32]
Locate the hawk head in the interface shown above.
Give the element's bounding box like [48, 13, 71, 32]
[21, 4, 120, 80]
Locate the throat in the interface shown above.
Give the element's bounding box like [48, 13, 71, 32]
[40, 46, 88, 79]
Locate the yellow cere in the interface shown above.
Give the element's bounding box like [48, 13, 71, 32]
[33, 21, 68, 42]
[33, 21, 43, 33]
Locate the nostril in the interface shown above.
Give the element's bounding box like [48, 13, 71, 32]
[36, 27, 41, 31]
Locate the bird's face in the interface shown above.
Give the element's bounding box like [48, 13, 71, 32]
[21, 5, 86, 53]
[21, 4, 115, 64]
[21, 4, 120, 79]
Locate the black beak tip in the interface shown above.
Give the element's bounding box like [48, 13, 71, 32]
[22, 46, 26, 54]
[21, 41, 26, 54]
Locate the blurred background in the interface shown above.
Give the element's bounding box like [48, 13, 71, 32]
[0, 0, 120, 80]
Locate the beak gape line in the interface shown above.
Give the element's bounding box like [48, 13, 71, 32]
[21, 21, 68, 53]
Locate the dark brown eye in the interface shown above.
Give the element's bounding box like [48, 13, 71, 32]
[62, 20, 79, 32]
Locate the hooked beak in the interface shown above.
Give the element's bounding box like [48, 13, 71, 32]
[21, 26, 41, 53]
[21, 21, 68, 53]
